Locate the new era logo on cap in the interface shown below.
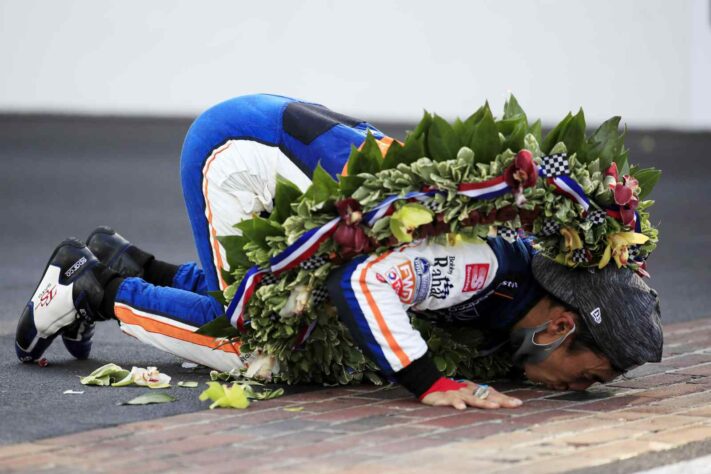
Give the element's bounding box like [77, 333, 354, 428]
[590, 307, 602, 324]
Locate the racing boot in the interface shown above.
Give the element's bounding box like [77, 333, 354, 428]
[85, 226, 152, 279]
[15, 238, 117, 362]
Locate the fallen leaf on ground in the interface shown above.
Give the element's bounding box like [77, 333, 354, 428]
[81, 364, 171, 389]
[120, 393, 176, 406]
[284, 406, 304, 412]
[80, 363, 130, 386]
[63, 390, 84, 395]
[199, 382, 249, 409]
[178, 381, 198, 388]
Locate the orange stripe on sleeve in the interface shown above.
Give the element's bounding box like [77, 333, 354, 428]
[115, 305, 240, 355]
[202, 143, 232, 290]
[357, 251, 411, 368]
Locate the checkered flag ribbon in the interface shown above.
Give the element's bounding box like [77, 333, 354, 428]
[628, 244, 645, 261]
[572, 248, 588, 264]
[260, 273, 278, 285]
[300, 255, 329, 270]
[310, 286, 330, 306]
[540, 153, 570, 178]
[587, 209, 607, 225]
[540, 219, 561, 237]
[421, 196, 445, 213]
[497, 226, 518, 243]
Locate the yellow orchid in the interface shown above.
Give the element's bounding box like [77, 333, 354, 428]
[560, 227, 583, 252]
[559, 227, 584, 266]
[599, 232, 649, 269]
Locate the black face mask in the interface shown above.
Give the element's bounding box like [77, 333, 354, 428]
[510, 321, 576, 367]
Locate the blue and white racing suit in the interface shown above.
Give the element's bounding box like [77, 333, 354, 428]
[113, 94, 543, 396]
[113, 94, 389, 371]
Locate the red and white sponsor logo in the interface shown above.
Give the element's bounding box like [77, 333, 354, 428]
[38, 285, 58, 308]
[462, 263, 490, 293]
[383, 261, 416, 304]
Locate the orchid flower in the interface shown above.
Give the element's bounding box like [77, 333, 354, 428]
[613, 175, 640, 227]
[504, 149, 538, 205]
[599, 232, 649, 268]
[560, 227, 584, 265]
[279, 285, 310, 317]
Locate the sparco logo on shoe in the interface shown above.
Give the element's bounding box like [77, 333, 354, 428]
[65, 256, 87, 278]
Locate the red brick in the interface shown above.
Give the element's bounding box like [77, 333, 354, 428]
[664, 319, 711, 333]
[505, 409, 582, 427]
[507, 398, 573, 415]
[440, 420, 519, 440]
[330, 415, 414, 433]
[248, 429, 335, 449]
[299, 396, 376, 413]
[624, 364, 673, 379]
[490, 381, 531, 391]
[338, 425, 432, 446]
[229, 407, 303, 425]
[35, 426, 131, 446]
[353, 386, 412, 400]
[677, 363, 711, 377]
[302, 405, 396, 423]
[689, 376, 711, 385]
[415, 411, 505, 428]
[500, 389, 551, 401]
[372, 398, 424, 411]
[360, 435, 451, 456]
[608, 373, 692, 389]
[399, 405, 468, 419]
[278, 388, 352, 402]
[663, 354, 711, 368]
[272, 439, 356, 460]
[637, 383, 706, 398]
[137, 433, 249, 454]
[574, 394, 648, 412]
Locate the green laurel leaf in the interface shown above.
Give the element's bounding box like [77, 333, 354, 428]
[427, 114, 461, 162]
[469, 105, 500, 163]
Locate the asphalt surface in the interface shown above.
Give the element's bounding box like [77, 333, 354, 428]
[0, 115, 709, 446]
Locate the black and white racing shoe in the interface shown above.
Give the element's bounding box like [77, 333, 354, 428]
[86, 226, 148, 278]
[15, 239, 112, 362]
[61, 319, 96, 360]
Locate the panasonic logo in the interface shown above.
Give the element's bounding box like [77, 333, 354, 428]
[65, 256, 87, 278]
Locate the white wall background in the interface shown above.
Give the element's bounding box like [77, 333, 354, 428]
[1, 0, 710, 128]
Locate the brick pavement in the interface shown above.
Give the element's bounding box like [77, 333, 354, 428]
[1, 319, 711, 473]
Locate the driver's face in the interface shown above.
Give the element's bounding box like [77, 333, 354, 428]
[523, 346, 620, 391]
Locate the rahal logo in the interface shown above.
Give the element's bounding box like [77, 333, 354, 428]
[38, 284, 58, 308]
[65, 256, 87, 278]
[590, 307, 602, 324]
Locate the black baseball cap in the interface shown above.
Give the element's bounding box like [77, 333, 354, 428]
[531, 254, 663, 372]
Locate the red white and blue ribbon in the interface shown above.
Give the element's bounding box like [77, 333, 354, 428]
[270, 217, 341, 274]
[544, 175, 590, 214]
[605, 206, 642, 232]
[457, 175, 509, 200]
[226, 266, 269, 330]
[227, 154, 599, 330]
[228, 191, 437, 329]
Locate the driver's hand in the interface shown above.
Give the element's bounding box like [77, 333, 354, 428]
[420, 381, 523, 410]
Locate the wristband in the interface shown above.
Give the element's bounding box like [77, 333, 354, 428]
[418, 376, 468, 400]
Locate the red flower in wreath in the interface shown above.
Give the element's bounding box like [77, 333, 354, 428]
[504, 150, 538, 205]
[333, 198, 371, 257]
[613, 175, 639, 227]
